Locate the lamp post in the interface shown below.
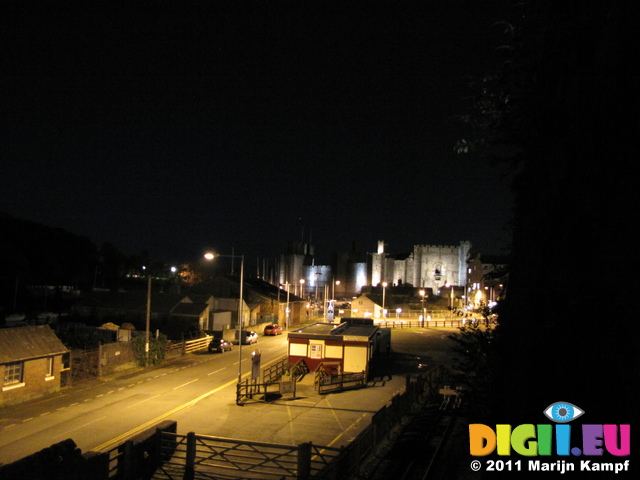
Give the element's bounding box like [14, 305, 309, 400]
[419, 289, 426, 328]
[283, 282, 291, 331]
[446, 282, 454, 320]
[145, 274, 151, 366]
[204, 252, 245, 384]
[382, 282, 387, 319]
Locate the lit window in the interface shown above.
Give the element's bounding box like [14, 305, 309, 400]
[4, 362, 23, 386]
[46, 357, 54, 377]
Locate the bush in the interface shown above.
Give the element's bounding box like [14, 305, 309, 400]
[130, 333, 169, 367]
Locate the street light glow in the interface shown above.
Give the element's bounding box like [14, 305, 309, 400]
[204, 251, 245, 395]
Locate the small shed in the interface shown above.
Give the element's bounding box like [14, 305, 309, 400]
[287, 318, 387, 374]
[1, 325, 69, 407]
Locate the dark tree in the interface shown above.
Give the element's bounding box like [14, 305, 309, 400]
[460, 0, 639, 424]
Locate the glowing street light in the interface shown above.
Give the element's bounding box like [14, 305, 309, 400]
[204, 251, 245, 385]
[382, 282, 388, 318]
[419, 289, 427, 327]
[445, 282, 454, 320]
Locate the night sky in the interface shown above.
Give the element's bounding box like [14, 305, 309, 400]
[2, 1, 513, 266]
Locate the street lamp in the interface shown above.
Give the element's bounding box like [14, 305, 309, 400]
[382, 282, 387, 319]
[419, 289, 426, 327]
[204, 252, 245, 384]
[282, 282, 291, 331]
[446, 282, 454, 320]
[299, 278, 305, 298]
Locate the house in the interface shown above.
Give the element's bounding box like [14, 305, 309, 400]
[467, 253, 509, 308]
[350, 291, 422, 319]
[184, 276, 306, 331]
[71, 291, 210, 338]
[1, 325, 69, 407]
[287, 318, 388, 374]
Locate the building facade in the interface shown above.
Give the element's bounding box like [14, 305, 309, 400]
[1, 325, 68, 407]
[278, 240, 472, 303]
[371, 240, 471, 290]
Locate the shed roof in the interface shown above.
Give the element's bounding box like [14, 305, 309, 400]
[0, 325, 68, 363]
[289, 321, 379, 341]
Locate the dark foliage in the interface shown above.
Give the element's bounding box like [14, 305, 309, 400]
[460, 0, 639, 426]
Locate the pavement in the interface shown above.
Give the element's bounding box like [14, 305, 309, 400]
[165, 358, 410, 450]
[1, 326, 456, 463]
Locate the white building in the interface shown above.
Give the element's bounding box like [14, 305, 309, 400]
[371, 240, 471, 290]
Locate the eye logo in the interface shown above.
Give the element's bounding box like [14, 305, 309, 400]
[543, 401, 584, 423]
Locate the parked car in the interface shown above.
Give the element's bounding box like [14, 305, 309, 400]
[236, 330, 259, 345]
[263, 324, 283, 336]
[208, 337, 233, 353]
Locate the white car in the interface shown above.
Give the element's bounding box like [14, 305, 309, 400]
[236, 330, 258, 345]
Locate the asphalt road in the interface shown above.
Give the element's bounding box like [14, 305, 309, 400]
[0, 327, 459, 466]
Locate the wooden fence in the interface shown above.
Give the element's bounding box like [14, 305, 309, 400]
[377, 319, 464, 328]
[154, 432, 341, 480]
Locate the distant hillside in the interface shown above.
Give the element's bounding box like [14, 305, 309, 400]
[0, 213, 98, 307]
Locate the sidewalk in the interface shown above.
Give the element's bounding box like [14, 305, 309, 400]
[169, 365, 409, 450]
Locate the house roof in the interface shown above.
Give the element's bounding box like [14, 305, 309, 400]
[289, 321, 379, 341]
[184, 275, 303, 309]
[170, 302, 208, 316]
[0, 325, 68, 364]
[73, 291, 186, 314]
[355, 293, 418, 308]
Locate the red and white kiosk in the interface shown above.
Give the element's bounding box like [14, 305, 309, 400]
[287, 318, 389, 375]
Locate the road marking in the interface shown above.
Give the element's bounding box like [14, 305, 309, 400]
[173, 379, 199, 390]
[54, 416, 107, 439]
[90, 378, 237, 452]
[207, 368, 226, 376]
[326, 412, 368, 447]
[126, 394, 162, 409]
[90, 355, 285, 453]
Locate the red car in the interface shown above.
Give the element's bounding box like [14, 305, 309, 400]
[263, 324, 283, 336]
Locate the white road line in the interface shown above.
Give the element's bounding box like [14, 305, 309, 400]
[172, 379, 199, 390]
[54, 416, 107, 439]
[126, 394, 162, 409]
[207, 368, 226, 376]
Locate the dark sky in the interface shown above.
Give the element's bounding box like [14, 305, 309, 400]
[2, 1, 513, 266]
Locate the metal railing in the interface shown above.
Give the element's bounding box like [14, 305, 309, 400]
[314, 363, 367, 394]
[262, 356, 289, 385]
[376, 319, 464, 328]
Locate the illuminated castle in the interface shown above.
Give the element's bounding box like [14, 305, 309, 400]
[278, 239, 471, 299]
[370, 240, 471, 291]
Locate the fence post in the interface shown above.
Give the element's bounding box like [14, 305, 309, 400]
[98, 343, 103, 377]
[297, 441, 312, 480]
[155, 427, 164, 470]
[119, 440, 133, 480]
[183, 432, 196, 480]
